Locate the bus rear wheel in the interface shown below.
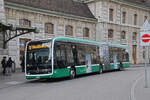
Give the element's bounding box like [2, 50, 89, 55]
[70, 68, 76, 79]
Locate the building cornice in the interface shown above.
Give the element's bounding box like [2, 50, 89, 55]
[83, 0, 150, 11]
[4, 1, 97, 23]
[113, 0, 150, 11]
[99, 20, 141, 29]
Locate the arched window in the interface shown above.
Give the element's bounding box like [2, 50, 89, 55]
[83, 27, 89, 37]
[65, 25, 73, 36]
[19, 19, 31, 27]
[45, 23, 54, 34]
[121, 31, 126, 39]
[108, 29, 114, 38]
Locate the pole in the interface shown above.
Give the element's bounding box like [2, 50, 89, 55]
[144, 46, 148, 88]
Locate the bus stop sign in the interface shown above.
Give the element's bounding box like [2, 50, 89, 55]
[140, 19, 150, 46]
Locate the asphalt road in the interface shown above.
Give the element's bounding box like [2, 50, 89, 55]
[0, 67, 147, 100]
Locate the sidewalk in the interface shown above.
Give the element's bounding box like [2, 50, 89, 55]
[0, 70, 26, 89]
[130, 64, 150, 67]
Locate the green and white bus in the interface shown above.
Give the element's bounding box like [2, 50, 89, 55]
[25, 37, 130, 79]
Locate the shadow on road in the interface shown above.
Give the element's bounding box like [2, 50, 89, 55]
[25, 69, 128, 84]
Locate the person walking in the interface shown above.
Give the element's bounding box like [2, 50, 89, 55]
[7, 57, 13, 75]
[1, 56, 7, 75]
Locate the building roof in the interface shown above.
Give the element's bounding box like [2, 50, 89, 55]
[4, 0, 96, 20]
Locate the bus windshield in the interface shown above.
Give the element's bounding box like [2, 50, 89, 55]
[26, 40, 52, 74]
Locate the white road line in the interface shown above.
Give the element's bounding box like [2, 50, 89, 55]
[130, 73, 144, 100]
[5, 81, 23, 85]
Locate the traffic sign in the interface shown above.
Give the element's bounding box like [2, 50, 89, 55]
[140, 18, 150, 88]
[140, 19, 150, 46]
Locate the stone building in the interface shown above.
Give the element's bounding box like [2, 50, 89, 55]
[1, 0, 96, 68]
[81, 0, 150, 64]
[1, 0, 150, 69]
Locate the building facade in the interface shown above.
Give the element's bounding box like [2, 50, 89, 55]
[82, 0, 150, 64]
[2, 0, 97, 68]
[1, 0, 150, 69]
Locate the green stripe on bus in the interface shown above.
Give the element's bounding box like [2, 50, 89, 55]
[102, 62, 130, 71]
[52, 68, 70, 78]
[76, 64, 99, 75]
[122, 62, 130, 68]
[92, 65, 99, 72]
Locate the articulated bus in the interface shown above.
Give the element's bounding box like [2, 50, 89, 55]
[25, 37, 130, 79]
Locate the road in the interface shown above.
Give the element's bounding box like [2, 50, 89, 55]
[0, 67, 148, 100]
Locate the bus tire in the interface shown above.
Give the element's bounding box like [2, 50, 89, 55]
[70, 67, 76, 79]
[98, 65, 103, 74]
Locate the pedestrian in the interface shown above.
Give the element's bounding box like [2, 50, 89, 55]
[1, 56, 7, 75]
[21, 57, 25, 72]
[7, 57, 13, 75]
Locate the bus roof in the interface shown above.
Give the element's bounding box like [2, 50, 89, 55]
[53, 37, 128, 49]
[108, 43, 128, 49]
[53, 37, 102, 45]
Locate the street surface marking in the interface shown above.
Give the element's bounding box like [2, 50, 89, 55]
[5, 81, 23, 85]
[130, 74, 144, 100]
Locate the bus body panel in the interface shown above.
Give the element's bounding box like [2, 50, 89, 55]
[75, 64, 100, 75]
[52, 68, 70, 78]
[75, 66, 87, 75]
[122, 62, 130, 68]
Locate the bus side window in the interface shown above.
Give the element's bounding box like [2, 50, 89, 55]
[77, 44, 86, 65]
[90, 46, 97, 64]
[54, 43, 66, 68]
[109, 47, 113, 63]
[96, 47, 100, 64]
[122, 50, 129, 62]
[65, 44, 74, 66]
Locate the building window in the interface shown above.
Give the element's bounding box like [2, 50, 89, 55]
[134, 14, 137, 25]
[144, 16, 147, 22]
[108, 29, 114, 38]
[65, 25, 73, 36]
[83, 27, 89, 37]
[19, 19, 31, 27]
[122, 12, 126, 24]
[109, 9, 114, 21]
[45, 23, 54, 34]
[132, 32, 137, 40]
[19, 38, 31, 62]
[121, 31, 126, 39]
[132, 45, 137, 64]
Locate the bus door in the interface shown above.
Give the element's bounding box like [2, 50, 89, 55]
[85, 54, 92, 73]
[99, 44, 110, 70]
[113, 53, 118, 69]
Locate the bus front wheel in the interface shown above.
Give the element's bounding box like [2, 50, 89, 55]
[70, 68, 76, 79]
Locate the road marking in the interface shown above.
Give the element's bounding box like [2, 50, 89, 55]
[5, 81, 23, 85]
[130, 74, 144, 100]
